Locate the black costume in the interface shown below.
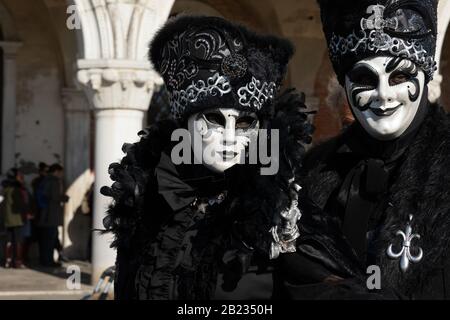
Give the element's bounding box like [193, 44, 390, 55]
[275, 0, 450, 299]
[101, 16, 312, 300]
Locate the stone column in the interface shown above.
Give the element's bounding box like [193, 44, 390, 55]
[61, 88, 94, 259]
[73, 0, 174, 283]
[0, 41, 22, 173]
[77, 61, 158, 282]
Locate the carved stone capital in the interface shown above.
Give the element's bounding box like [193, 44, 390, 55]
[77, 59, 162, 111]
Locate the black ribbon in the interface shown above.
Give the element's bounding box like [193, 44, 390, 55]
[339, 158, 389, 261]
[155, 152, 228, 211]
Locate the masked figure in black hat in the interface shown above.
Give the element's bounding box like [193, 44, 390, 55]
[274, 0, 450, 299]
[101, 15, 313, 300]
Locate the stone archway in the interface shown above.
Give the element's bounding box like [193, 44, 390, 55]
[171, 0, 223, 17]
[201, 0, 280, 33]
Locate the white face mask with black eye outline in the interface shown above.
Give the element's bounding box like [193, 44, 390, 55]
[345, 56, 426, 141]
[187, 108, 260, 173]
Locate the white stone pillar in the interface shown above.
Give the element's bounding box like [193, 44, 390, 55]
[91, 109, 144, 280]
[77, 62, 157, 282]
[73, 0, 174, 284]
[0, 41, 22, 174]
[92, 107, 144, 265]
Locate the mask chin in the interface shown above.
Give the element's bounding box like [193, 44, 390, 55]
[345, 56, 426, 141]
[187, 108, 259, 173]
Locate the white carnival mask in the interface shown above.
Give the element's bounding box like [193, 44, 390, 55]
[187, 108, 259, 173]
[345, 56, 426, 141]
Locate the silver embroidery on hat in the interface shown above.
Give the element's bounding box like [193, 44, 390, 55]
[237, 77, 277, 110]
[170, 73, 232, 119]
[170, 73, 277, 118]
[328, 4, 436, 79]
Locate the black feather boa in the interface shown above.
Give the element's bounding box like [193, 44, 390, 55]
[101, 89, 313, 299]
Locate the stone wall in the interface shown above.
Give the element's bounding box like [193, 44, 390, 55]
[4, 0, 64, 170]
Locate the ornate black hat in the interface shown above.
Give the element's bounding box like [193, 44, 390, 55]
[318, 0, 438, 84]
[149, 15, 294, 119]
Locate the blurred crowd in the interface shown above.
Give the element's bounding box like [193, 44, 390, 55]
[0, 163, 69, 269]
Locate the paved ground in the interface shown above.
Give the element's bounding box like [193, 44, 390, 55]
[0, 261, 94, 300]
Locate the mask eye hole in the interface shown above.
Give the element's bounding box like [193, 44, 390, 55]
[389, 71, 411, 86]
[203, 112, 225, 127]
[236, 116, 257, 130]
[347, 65, 378, 88]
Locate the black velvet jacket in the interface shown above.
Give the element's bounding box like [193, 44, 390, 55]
[101, 90, 313, 300]
[105, 140, 285, 300]
[275, 104, 450, 300]
[114, 152, 273, 300]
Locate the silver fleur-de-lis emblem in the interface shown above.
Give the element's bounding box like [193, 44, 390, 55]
[360, 5, 398, 31]
[387, 214, 423, 273]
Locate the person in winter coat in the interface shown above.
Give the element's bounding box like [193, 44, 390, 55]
[101, 15, 313, 300]
[38, 164, 69, 267]
[1, 168, 32, 268]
